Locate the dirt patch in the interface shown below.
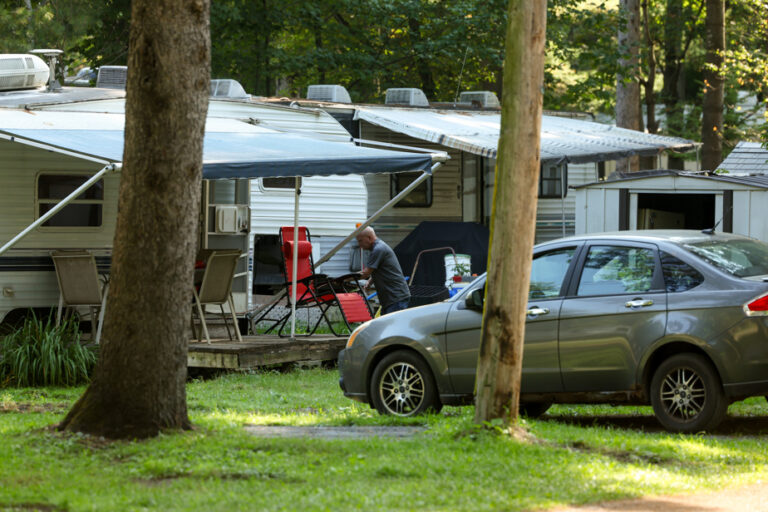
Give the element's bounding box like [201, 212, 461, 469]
[244, 425, 427, 439]
[0, 402, 69, 414]
[566, 440, 671, 466]
[542, 482, 768, 512]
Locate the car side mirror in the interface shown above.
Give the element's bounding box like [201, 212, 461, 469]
[465, 288, 484, 311]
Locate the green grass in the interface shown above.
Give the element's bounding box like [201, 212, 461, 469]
[2, 369, 768, 511]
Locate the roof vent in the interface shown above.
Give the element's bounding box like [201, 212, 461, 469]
[306, 84, 352, 103]
[210, 79, 249, 99]
[96, 65, 127, 89]
[458, 91, 500, 108]
[0, 53, 49, 91]
[385, 88, 429, 107]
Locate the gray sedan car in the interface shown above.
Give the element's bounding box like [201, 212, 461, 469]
[338, 230, 768, 433]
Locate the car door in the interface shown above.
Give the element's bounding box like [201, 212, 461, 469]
[558, 241, 667, 392]
[443, 245, 580, 394]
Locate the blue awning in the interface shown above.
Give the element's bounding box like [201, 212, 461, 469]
[0, 127, 436, 178]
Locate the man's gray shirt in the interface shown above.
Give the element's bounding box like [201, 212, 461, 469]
[367, 239, 410, 308]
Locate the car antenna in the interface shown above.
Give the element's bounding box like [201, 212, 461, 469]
[702, 205, 734, 235]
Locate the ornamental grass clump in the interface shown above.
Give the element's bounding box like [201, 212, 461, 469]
[0, 313, 96, 387]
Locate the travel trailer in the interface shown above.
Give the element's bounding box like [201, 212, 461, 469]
[0, 59, 441, 329]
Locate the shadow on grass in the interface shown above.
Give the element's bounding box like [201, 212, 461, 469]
[542, 413, 768, 436]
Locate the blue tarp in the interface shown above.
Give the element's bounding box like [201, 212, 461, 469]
[0, 128, 435, 178]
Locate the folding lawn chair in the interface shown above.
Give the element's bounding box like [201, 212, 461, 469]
[252, 226, 372, 337]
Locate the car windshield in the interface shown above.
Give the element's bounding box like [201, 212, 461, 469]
[683, 239, 768, 278]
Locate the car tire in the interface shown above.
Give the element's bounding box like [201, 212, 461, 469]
[520, 402, 551, 418]
[370, 350, 441, 416]
[650, 353, 727, 433]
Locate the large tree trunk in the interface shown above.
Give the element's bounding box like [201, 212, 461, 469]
[59, 0, 210, 439]
[701, 0, 725, 171]
[474, 0, 546, 429]
[616, 0, 642, 172]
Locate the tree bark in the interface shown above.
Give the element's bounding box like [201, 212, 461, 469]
[616, 0, 642, 172]
[59, 0, 210, 439]
[474, 0, 546, 429]
[701, 0, 725, 171]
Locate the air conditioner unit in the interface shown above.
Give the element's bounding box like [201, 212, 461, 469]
[215, 205, 250, 233]
[0, 54, 49, 91]
[306, 84, 352, 103]
[458, 91, 500, 108]
[210, 79, 249, 99]
[385, 88, 429, 107]
[96, 65, 127, 90]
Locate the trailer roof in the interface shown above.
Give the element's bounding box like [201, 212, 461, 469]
[353, 106, 698, 164]
[0, 110, 439, 178]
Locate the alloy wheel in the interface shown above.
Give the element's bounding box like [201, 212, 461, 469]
[378, 361, 425, 416]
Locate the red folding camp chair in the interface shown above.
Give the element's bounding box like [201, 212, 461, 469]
[254, 226, 373, 336]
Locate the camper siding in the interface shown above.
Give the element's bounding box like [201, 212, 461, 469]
[0, 141, 118, 249]
[249, 175, 367, 237]
[535, 162, 597, 242]
[361, 121, 462, 247]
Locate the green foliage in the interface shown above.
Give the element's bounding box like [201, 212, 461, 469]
[0, 313, 96, 387]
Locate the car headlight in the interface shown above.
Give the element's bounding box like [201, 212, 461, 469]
[346, 321, 371, 348]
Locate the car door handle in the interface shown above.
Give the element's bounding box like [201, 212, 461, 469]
[527, 306, 550, 316]
[625, 299, 654, 308]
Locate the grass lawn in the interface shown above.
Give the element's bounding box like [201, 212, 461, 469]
[2, 367, 768, 511]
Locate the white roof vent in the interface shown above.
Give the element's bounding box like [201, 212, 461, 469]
[385, 88, 429, 107]
[306, 84, 351, 103]
[458, 91, 500, 108]
[0, 54, 49, 91]
[211, 79, 249, 99]
[96, 65, 127, 89]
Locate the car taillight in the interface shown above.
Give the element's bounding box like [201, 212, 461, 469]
[744, 293, 768, 316]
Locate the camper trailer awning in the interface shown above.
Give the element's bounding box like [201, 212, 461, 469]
[353, 107, 697, 164]
[0, 126, 436, 178]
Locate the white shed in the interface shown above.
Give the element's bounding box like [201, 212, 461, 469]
[574, 170, 768, 242]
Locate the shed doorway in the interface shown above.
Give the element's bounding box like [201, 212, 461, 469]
[637, 193, 715, 230]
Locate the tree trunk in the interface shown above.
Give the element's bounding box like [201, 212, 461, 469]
[59, 0, 210, 439]
[616, 0, 642, 172]
[701, 0, 725, 171]
[663, 0, 686, 169]
[474, 0, 546, 429]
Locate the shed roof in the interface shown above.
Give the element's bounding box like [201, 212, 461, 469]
[574, 169, 768, 190]
[718, 142, 768, 175]
[0, 109, 439, 179]
[353, 106, 697, 164]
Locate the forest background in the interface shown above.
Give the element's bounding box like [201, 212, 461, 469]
[1, 0, 766, 159]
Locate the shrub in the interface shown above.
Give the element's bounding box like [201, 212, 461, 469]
[0, 313, 97, 387]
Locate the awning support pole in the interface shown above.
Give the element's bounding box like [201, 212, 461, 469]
[290, 177, 300, 339]
[315, 161, 443, 267]
[0, 163, 121, 257]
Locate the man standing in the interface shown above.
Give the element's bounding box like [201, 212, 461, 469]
[355, 227, 410, 315]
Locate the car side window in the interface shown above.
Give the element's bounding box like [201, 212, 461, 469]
[661, 251, 704, 292]
[577, 245, 656, 296]
[529, 248, 576, 300]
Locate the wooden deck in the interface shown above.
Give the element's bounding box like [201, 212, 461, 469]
[187, 335, 348, 369]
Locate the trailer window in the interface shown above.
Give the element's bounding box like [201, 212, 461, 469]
[261, 177, 302, 190]
[391, 171, 432, 207]
[37, 174, 103, 227]
[539, 162, 567, 199]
